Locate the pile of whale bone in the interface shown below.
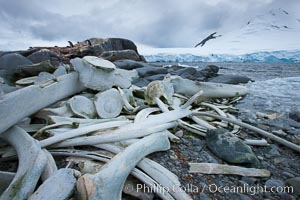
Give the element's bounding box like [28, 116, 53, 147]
[0, 56, 299, 200]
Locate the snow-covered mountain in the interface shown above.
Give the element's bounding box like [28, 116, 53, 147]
[139, 8, 300, 62]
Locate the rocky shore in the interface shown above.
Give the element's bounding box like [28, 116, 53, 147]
[0, 38, 299, 200]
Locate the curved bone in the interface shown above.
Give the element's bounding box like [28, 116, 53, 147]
[40, 120, 130, 147]
[118, 87, 135, 111]
[0, 72, 84, 134]
[51, 149, 174, 200]
[77, 132, 170, 200]
[53, 107, 190, 147]
[52, 122, 176, 147]
[96, 142, 192, 200]
[134, 107, 160, 123]
[28, 169, 76, 200]
[0, 126, 47, 200]
[41, 149, 57, 182]
[193, 112, 300, 153]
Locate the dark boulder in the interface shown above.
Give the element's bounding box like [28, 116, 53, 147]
[0, 53, 32, 70]
[27, 49, 61, 66]
[199, 65, 219, 78]
[289, 111, 300, 122]
[132, 78, 150, 88]
[136, 66, 168, 78]
[208, 74, 252, 84]
[145, 74, 166, 82]
[113, 59, 147, 70]
[206, 128, 260, 167]
[100, 50, 142, 62]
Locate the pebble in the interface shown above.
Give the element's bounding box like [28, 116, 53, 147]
[265, 178, 285, 189]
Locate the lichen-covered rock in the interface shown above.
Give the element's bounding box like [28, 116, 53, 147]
[100, 49, 142, 62]
[206, 128, 261, 168]
[0, 53, 32, 70]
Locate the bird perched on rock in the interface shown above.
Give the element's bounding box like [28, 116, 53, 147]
[68, 41, 74, 47]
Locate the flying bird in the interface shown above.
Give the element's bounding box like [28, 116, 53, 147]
[195, 32, 222, 47]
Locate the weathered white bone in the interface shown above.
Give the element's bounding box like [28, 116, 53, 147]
[77, 132, 170, 200]
[40, 120, 130, 147]
[178, 120, 206, 137]
[52, 122, 176, 147]
[171, 76, 248, 98]
[94, 88, 123, 118]
[96, 142, 192, 200]
[71, 57, 138, 91]
[0, 171, 15, 194]
[189, 163, 270, 177]
[145, 75, 174, 105]
[0, 126, 47, 200]
[49, 115, 127, 125]
[0, 72, 84, 134]
[77, 159, 155, 200]
[134, 107, 160, 123]
[34, 72, 56, 86]
[83, 56, 116, 72]
[53, 105, 191, 147]
[51, 149, 175, 200]
[28, 168, 76, 200]
[69, 95, 97, 119]
[53, 65, 67, 77]
[41, 149, 57, 182]
[118, 87, 135, 111]
[193, 111, 300, 153]
[201, 102, 227, 117]
[15, 76, 37, 86]
[39, 104, 74, 118]
[243, 139, 269, 146]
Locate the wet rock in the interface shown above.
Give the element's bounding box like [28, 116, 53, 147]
[196, 65, 219, 80]
[113, 59, 147, 70]
[0, 53, 32, 70]
[266, 144, 281, 158]
[208, 74, 252, 84]
[27, 49, 61, 66]
[136, 66, 168, 77]
[265, 178, 285, 188]
[289, 111, 300, 122]
[199, 193, 212, 200]
[132, 78, 150, 87]
[285, 177, 300, 195]
[241, 177, 258, 185]
[171, 67, 197, 79]
[206, 128, 260, 167]
[100, 49, 142, 62]
[145, 74, 165, 81]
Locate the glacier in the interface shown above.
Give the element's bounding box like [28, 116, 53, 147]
[143, 50, 300, 63]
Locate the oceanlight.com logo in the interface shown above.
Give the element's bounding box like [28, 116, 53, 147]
[129, 183, 294, 196]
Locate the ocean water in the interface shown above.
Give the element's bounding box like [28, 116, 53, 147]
[159, 62, 300, 121]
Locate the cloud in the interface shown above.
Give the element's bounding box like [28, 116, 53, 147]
[0, 0, 299, 50]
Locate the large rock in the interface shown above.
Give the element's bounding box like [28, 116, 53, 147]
[285, 177, 300, 195]
[87, 38, 139, 56]
[100, 50, 142, 62]
[171, 67, 197, 80]
[0, 53, 32, 70]
[27, 49, 61, 66]
[136, 66, 168, 78]
[208, 74, 252, 84]
[196, 65, 219, 80]
[206, 128, 260, 167]
[289, 111, 300, 122]
[113, 59, 147, 70]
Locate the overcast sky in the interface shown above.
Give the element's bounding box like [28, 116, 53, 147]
[0, 0, 299, 50]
